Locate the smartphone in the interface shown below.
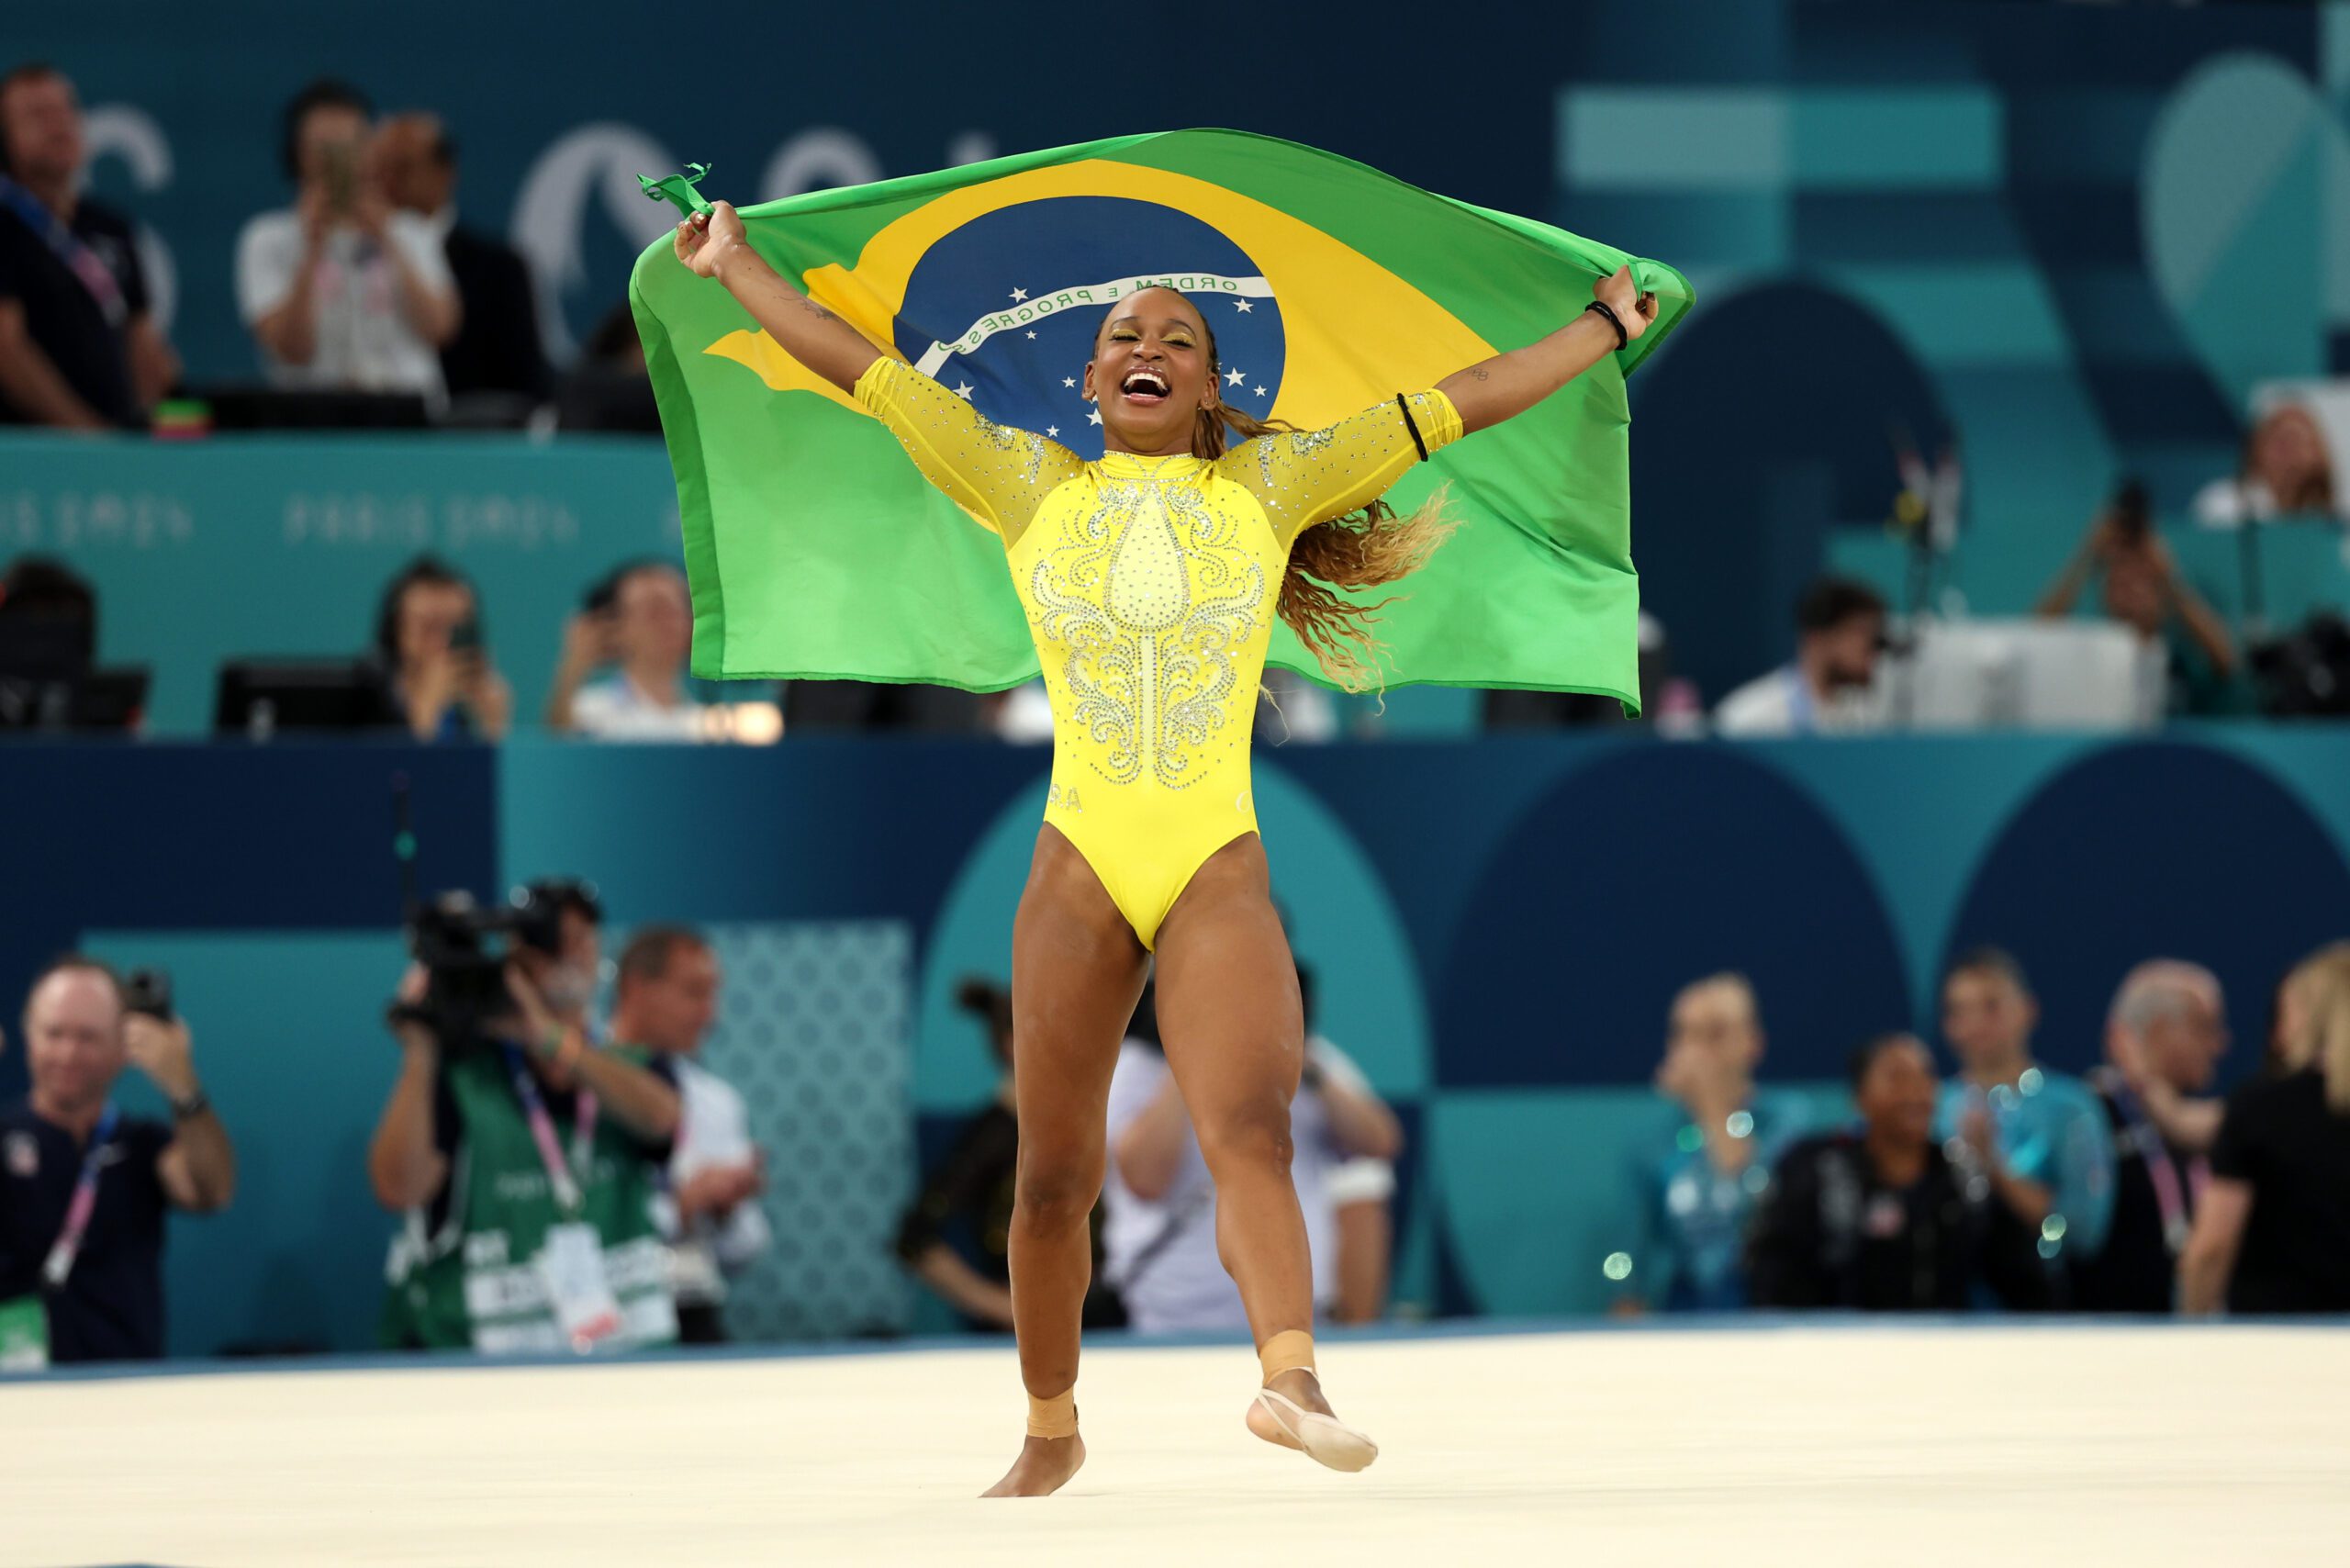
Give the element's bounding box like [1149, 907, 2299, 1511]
[123, 968, 175, 1024]
[322, 142, 358, 215]
[449, 619, 483, 656]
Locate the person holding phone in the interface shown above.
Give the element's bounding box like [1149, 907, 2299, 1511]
[0, 958, 235, 1367]
[2036, 477, 2238, 712]
[234, 79, 459, 403]
[365, 554, 511, 741]
[544, 561, 708, 742]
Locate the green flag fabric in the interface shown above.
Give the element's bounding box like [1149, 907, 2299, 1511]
[629, 129, 1690, 706]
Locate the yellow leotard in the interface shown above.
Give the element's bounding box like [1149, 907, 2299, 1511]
[856, 358, 1463, 948]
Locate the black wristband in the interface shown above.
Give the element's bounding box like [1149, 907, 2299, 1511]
[1394, 392, 1428, 462]
[1583, 300, 1628, 351]
[170, 1087, 211, 1122]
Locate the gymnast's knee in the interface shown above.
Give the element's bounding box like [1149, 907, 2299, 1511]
[1196, 1100, 1293, 1180]
[1013, 1150, 1103, 1238]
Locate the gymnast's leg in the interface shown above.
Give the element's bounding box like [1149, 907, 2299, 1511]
[1151, 834, 1367, 1461]
[981, 823, 1150, 1498]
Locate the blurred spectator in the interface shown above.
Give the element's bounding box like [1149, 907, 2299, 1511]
[363, 554, 511, 741]
[546, 561, 707, 741]
[371, 881, 682, 1351]
[1102, 974, 1398, 1333]
[0, 958, 234, 1367]
[899, 979, 1016, 1330]
[1750, 1034, 2045, 1311]
[1298, 964, 1403, 1324]
[610, 925, 766, 1345]
[2195, 404, 2340, 528]
[1714, 577, 1889, 737]
[235, 80, 457, 399]
[553, 300, 658, 433]
[371, 113, 549, 409]
[0, 62, 178, 430]
[2074, 961, 2228, 1314]
[1609, 972, 1809, 1315]
[2036, 483, 2236, 709]
[1935, 948, 2116, 1304]
[2180, 943, 2350, 1315]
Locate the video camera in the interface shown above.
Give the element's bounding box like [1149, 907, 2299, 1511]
[390, 878, 600, 1047]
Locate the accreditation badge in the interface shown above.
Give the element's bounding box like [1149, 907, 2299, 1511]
[0, 1294, 50, 1372]
[537, 1224, 622, 1352]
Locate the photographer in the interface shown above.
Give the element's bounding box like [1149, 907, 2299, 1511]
[0, 958, 234, 1367]
[368, 881, 682, 1353]
[234, 78, 458, 399]
[2036, 483, 2237, 714]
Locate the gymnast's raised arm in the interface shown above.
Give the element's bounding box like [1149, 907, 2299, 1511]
[673, 201, 878, 395]
[1436, 264, 1658, 435]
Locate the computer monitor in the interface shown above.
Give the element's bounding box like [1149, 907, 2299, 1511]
[213, 658, 386, 735]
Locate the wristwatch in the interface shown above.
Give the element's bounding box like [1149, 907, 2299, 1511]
[169, 1086, 211, 1122]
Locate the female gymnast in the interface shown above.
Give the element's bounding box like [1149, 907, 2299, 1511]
[673, 200, 1653, 1495]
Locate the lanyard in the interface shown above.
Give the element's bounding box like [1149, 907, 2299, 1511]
[0, 175, 128, 330]
[2103, 1075, 2204, 1254]
[500, 1045, 598, 1215]
[41, 1105, 121, 1290]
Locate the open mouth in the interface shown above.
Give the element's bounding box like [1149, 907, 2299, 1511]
[1119, 366, 1170, 405]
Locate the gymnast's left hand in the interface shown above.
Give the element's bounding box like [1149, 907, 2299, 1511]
[674, 202, 748, 278]
[1592, 265, 1657, 340]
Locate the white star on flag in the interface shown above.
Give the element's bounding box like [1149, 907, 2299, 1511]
[1225, 367, 1245, 386]
[1062, 376, 1076, 388]
[1087, 409, 1102, 426]
[954, 382, 975, 399]
[1010, 287, 1028, 301]
[1234, 299, 1253, 313]
[1046, 426, 1058, 437]
[1253, 386, 1267, 397]
[1025, 330, 1036, 340]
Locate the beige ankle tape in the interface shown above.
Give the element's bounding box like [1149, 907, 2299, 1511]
[1026, 1387, 1078, 1439]
[1259, 1328, 1316, 1383]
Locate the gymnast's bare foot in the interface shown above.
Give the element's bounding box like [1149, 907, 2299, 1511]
[980, 1433, 1086, 1497]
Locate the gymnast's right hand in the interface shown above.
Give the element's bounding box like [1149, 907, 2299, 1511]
[674, 201, 747, 278]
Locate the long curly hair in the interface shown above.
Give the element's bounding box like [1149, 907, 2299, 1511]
[1097, 294, 1457, 692]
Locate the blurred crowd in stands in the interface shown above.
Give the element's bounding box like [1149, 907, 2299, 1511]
[7, 925, 2347, 1368]
[6, 64, 2350, 735]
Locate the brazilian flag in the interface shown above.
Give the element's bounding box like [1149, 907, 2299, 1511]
[630, 129, 1691, 707]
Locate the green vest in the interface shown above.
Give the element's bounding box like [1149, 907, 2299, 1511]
[382, 1047, 677, 1353]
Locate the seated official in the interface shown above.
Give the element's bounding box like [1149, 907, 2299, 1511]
[1751, 1034, 2047, 1312]
[0, 958, 234, 1367]
[368, 885, 680, 1353]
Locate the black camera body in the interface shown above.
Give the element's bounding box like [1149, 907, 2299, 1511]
[392, 879, 597, 1047]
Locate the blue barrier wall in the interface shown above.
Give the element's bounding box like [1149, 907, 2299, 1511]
[4, 730, 2345, 1352]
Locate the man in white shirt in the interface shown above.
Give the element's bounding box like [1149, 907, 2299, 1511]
[1102, 985, 1402, 1333]
[234, 80, 458, 401]
[546, 562, 711, 742]
[609, 925, 767, 1344]
[1715, 577, 1891, 737]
